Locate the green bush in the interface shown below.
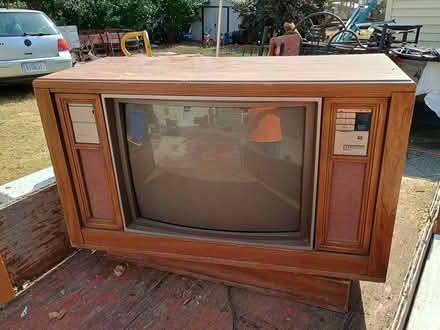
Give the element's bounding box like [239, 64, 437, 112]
[0, 0, 27, 8]
[1, 0, 207, 35]
[232, 0, 329, 35]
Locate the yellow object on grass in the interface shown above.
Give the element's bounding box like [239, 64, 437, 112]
[121, 31, 152, 57]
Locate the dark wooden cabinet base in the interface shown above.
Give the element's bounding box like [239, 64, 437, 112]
[108, 249, 352, 313]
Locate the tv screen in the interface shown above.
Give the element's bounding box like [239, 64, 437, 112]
[105, 98, 319, 243]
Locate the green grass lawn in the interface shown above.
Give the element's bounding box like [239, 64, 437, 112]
[0, 85, 51, 185]
[152, 43, 254, 57]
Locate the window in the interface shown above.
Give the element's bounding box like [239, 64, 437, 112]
[0, 12, 58, 36]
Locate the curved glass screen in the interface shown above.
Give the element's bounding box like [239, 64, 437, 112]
[122, 101, 311, 233]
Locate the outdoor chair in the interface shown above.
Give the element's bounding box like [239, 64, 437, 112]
[268, 33, 301, 56]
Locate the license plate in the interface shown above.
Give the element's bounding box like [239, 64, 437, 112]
[22, 61, 47, 73]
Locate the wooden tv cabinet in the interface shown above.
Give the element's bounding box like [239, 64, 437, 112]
[34, 54, 415, 312]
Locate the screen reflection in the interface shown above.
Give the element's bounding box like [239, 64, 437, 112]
[124, 103, 305, 232]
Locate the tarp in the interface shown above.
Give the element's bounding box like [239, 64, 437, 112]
[416, 62, 440, 118]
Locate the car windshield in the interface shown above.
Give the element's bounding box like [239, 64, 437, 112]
[0, 12, 58, 37]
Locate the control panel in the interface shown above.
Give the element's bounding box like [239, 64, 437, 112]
[334, 108, 371, 156]
[68, 104, 100, 144]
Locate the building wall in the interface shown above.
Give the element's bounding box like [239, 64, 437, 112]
[386, 0, 440, 48]
[191, 0, 240, 41]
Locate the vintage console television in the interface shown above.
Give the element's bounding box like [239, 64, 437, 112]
[34, 54, 415, 312]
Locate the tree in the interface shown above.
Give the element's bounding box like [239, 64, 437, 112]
[10, 0, 206, 42]
[154, 0, 208, 42]
[0, 0, 27, 8]
[22, 0, 139, 29]
[232, 0, 329, 36]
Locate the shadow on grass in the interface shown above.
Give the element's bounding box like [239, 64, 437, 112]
[0, 83, 34, 105]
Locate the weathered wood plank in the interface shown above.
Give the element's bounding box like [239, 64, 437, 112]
[0, 251, 351, 329]
[435, 182, 440, 235]
[0, 184, 73, 286]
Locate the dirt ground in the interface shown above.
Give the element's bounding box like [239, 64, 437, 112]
[354, 177, 436, 329]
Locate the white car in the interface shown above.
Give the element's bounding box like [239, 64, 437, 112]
[0, 9, 72, 83]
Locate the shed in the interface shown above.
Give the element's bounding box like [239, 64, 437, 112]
[57, 25, 80, 50]
[191, 0, 241, 41]
[385, 0, 440, 48]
